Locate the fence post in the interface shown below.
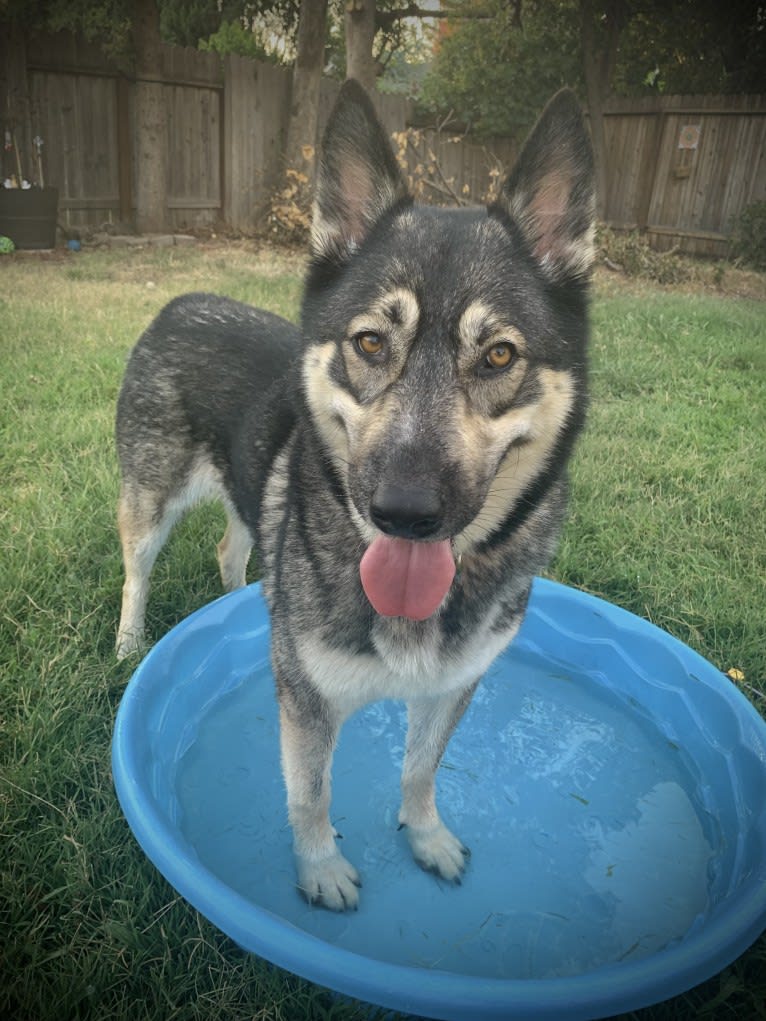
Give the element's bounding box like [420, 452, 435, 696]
[116, 76, 132, 225]
[635, 111, 665, 233]
[219, 71, 226, 227]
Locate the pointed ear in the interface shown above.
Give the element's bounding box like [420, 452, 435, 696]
[497, 89, 596, 282]
[311, 79, 409, 263]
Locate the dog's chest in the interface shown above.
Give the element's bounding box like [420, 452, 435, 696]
[294, 609, 520, 714]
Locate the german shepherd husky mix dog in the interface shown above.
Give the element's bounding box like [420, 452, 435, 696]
[116, 81, 595, 911]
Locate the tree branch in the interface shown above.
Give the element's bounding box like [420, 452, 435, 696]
[376, 5, 494, 30]
[421, 177, 469, 205]
[403, 131, 468, 206]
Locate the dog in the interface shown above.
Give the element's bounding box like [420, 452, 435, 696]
[115, 80, 595, 911]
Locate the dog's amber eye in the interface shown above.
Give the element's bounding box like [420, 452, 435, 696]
[483, 342, 516, 372]
[354, 332, 385, 359]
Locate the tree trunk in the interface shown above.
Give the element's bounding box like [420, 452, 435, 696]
[579, 0, 624, 222]
[345, 0, 377, 92]
[579, 0, 607, 220]
[283, 0, 328, 190]
[133, 0, 167, 233]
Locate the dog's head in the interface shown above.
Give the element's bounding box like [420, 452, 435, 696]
[301, 81, 595, 621]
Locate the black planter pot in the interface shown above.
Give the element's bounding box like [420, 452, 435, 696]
[0, 186, 59, 249]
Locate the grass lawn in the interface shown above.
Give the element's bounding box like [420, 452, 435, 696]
[1, 242, 764, 1020]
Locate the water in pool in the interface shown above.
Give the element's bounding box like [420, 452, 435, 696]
[175, 648, 719, 979]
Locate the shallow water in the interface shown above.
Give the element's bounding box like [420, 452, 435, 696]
[176, 647, 720, 980]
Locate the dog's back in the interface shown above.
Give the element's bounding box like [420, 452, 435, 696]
[115, 292, 300, 658]
[117, 292, 299, 489]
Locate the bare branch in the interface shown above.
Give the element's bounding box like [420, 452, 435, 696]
[429, 154, 465, 206]
[421, 177, 470, 205]
[401, 126, 468, 206]
[376, 5, 494, 30]
[435, 108, 464, 134]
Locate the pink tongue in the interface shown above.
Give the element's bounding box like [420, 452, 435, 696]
[360, 535, 456, 620]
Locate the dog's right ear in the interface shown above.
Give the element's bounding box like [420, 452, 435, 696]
[311, 79, 409, 265]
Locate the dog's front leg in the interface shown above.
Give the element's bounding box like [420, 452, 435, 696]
[278, 697, 361, 911]
[399, 682, 478, 882]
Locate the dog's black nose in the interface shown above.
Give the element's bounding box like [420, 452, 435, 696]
[370, 483, 443, 540]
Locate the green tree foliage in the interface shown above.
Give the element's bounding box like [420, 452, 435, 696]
[37, 0, 133, 64]
[374, 9, 437, 96]
[197, 18, 272, 60]
[159, 0, 228, 47]
[1, 0, 310, 65]
[614, 0, 766, 95]
[159, 0, 301, 53]
[420, 0, 583, 135]
[421, 0, 766, 138]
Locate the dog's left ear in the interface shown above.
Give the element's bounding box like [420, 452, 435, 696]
[312, 79, 409, 264]
[497, 89, 596, 283]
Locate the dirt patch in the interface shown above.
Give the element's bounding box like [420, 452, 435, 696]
[6, 230, 763, 301]
[595, 226, 766, 300]
[594, 261, 766, 302]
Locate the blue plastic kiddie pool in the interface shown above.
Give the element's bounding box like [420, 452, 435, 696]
[112, 579, 766, 1021]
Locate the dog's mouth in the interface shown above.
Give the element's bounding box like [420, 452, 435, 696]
[359, 535, 456, 621]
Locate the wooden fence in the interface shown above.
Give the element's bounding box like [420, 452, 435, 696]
[601, 94, 766, 257]
[19, 33, 226, 229]
[4, 31, 765, 255]
[405, 95, 765, 256]
[11, 32, 412, 232]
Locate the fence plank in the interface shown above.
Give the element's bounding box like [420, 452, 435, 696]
[223, 53, 252, 230]
[166, 82, 221, 228]
[224, 55, 292, 230]
[251, 60, 291, 217]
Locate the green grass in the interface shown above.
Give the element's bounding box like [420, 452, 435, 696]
[555, 291, 766, 700]
[1, 244, 764, 1021]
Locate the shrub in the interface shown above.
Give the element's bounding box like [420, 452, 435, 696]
[730, 201, 766, 270]
[597, 226, 692, 285]
[267, 169, 311, 243]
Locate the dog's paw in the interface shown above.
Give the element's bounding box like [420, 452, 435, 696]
[403, 821, 470, 882]
[296, 850, 362, 912]
[115, 629, 144, 661]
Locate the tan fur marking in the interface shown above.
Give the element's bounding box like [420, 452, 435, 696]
[302, 288, 420, 480]
[302, 342, 355, 470]
[295, 611, 518, 713]
[302, 341, 399, 466]
[347, 286, 420, 342]
[454, 367, 576, 552]
[116, 457, 233, 658]
[457, 301, 526, 353]
[301, 341, 403, 545]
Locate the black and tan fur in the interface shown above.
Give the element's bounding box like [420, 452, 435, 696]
[116, 81, 595, 911]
